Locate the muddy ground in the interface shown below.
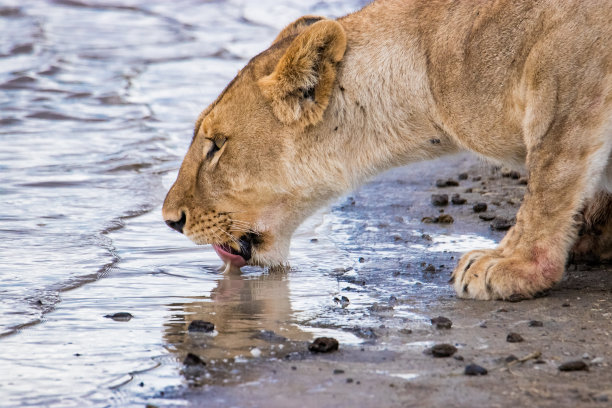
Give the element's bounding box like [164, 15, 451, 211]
[158, 154, 612, 408]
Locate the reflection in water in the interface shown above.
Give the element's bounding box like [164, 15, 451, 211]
[163, 267, 313, 384]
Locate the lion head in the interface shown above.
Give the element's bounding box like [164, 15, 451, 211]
[162, 17, 348, 267]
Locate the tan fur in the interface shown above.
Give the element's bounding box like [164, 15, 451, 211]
[163, 0, 612, 300]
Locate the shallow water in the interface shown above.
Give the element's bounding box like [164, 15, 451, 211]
[0, 1, 499, 406]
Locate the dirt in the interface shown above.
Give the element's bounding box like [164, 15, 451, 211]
[173, 154, 612, 408]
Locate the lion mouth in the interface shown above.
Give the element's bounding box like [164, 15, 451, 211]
[212, 233, 259, 268]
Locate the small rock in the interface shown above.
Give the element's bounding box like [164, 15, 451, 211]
[436, 214, 454, 224]
[451, 194, 467, 205]
[309, 337, 339, 353]
[436, 178, 459, 187]
[473, 203, 488, 213]
[333, 369, 345, 375]
[421, 216, 435, 223]
[421, 234, 432, 241]
[427, 344, 457, 358]
[558, 360, 589, 372]
[424, 264, 436, 272]
[104, 312, 133, 322]
[250, 348, 262, 357]
[472, 176, 482, 181]
[431, 316, 452, 329]
[431, 194, 449, 206]
[464, 364, 488, 376]
[188, 320, 215, 333]
[454, 355, 464, 361]
[183, 353, 205, 366]
[506, 332, 524, 343]
[358, 257, 365, 263]
[458, 172, 469, 180]
[479, 214, 496, 221]
[310, 238, 318, 243]
[528, 320, 543, 327]
[346, 378, 354, 383]
[518, 178, 528, 185]
[491, 218, 513, 231]
[562, 303, 571, 307]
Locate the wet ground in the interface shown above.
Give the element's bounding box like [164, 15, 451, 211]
[1, 1, 611, 407]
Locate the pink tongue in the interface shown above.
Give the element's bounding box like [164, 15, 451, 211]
[212, 244, 247, 268]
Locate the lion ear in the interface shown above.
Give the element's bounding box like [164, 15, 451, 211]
[258, 19, 347, 127]
[271, 15, 326, 45]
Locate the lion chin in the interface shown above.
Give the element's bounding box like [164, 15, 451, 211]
[163, 1, 612, 301]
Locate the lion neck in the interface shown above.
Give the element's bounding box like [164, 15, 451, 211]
[294, 10, 460, 198]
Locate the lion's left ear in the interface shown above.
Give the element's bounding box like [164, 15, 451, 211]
[258, 20, 347, 127]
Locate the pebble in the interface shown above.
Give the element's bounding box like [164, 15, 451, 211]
[506, 332, 524, 343]
[104, 312, 133, 322]
[424, 264, 436, 272]
[309, 337, 339, 353]
[427, 344, 457, 358]
[183, 353, 205, 366]
[250, 348, 262, 358]
[479, 214, 495, 221]
[528, 320, 543, 327]
[491, 218, 513, 231]
[458, 172, 468, 180]
[188, 320, 215, 333]
[464, 363, 488, 376]
[436, 179, 460, 187]
[558, 360, 589, 372]
[473, 202, 488, 213]
[436, 214, 454, 224]
[451, 194, 466, 205]
[431, 316, 452, 329]
[431, 194, 449, 206]
[333, 369, 345, 375]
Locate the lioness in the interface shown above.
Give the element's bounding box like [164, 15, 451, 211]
[163, 0, 612, 300]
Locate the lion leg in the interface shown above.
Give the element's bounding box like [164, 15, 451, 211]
[451, 115, 612, 300]
[571, 191, 612, 263]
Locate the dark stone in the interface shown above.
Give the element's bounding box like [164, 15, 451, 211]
[479, 214, 496, 221]
[451, 194, 467, 205]
[333, 369, 345, 375]
[424, 264, 436, 272]
[528, 320, 544, 327]
[188, 320, 215, 333]
[431, 194, 449, 206]
[104, 312, 133, 322]
[436, 214, 454, 224]
[183, 353, 205, 366]
[458, 172, 469, 180]
[431, 316, 452, 329]
[464, 363, 488, 376]
[309, 337, 339, 353]
[491, 218, 513, 231]
[473, 203, 488, 213]
[506, 332, 524, 343]
[558, 360, 589, 372]
[427, 343, 457, 358]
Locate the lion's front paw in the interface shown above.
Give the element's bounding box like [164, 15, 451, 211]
[450, 249, 563, 300]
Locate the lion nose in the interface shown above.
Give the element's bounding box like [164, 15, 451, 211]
[165, 211, 186, 234]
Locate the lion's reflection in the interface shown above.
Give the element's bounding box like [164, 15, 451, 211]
[163, 267, 312, 382]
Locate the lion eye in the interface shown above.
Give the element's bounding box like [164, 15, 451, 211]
[205, 137, 226, 161]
